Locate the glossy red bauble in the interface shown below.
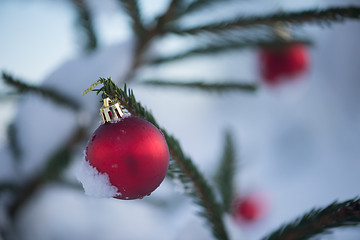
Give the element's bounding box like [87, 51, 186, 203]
[233, 193, 267, 223]
[85, 116, 169, 200]
[259, 43, 309, 85]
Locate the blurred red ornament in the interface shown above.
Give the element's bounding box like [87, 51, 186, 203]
[233, 193, 268, 223]
[85, 99, 169, 200]
[259, 43, 309, 85]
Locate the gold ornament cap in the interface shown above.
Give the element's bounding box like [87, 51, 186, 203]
[100, 98, 124, 123]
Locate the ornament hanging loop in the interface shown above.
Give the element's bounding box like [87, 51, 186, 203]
[100, 97, 124, 123]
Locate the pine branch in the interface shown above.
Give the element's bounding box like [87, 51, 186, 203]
[166, 6, 360, 36]
[7, 122, 22, 161]
[116, 0, 150, 81]
[7, 126, 87, 219]
[0, 182, 20, 194]
[148, 38, 312, 64]
[215, 131, 236, 213]
[83, 77, 229, 240]
[261, 197, 360, 240]
[182, 0, 226, 16]
[40, 147, 72, 181]
[174, 0, 233, 22]
[157, 0, 226, 25]
[2, 72, 80, 111]
[156, 0, 184, 26]
[117, 0, 146, 38]
[142, 80, 257, 92]
[165, 135, 228, 240]
[70, 0, 98, 52]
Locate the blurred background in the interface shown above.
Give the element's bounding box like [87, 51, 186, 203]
[1, 0, 360, 239]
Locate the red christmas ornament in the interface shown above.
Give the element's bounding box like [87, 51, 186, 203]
[259, 43, 309, 85]
[233, 193, 267, 223]
[85, 98, 169, 200]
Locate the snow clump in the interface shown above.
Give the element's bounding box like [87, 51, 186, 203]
[76, 155, 120, 198]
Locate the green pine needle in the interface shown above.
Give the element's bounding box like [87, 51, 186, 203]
[2, 72, 80, 110]
[181, 0, 227, 17]
[148, 38, 312, 64]
[41, 148, 72, 181]
[143, 80, 257, 92]
[166, 6, 360, 36]
[70, 0, 98, 52]
[156, 0, 185, 26]
[0, 182, 20, 193]
[82, 79, 102, 95]
[261, 197, 360, 240]
[215, 131, 237, 213]
[84, 77, 229, 240]
[7, 122, 22, 161]
[157, 0, 227, 24]
[117, 0, 146, 38]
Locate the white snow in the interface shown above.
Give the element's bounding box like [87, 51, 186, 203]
[76, 155, 120, 198]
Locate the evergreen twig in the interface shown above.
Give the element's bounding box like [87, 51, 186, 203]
[116, 0, 151, 81]
[143, 80, 257, 92]
[156, 0, 225, 25]
[261, 197, 360, 240]
[0, 182, 20, 194]
[40, 148, 72, 181]
[149, 38, 312, 64]
[166, 6, 360, 36]
[117, 0, 146, 39]
[180, 0, 226, 17]
[83, 77, 229, 240]
[2, 72, 80, 111]
[7, 123, 22, 161]
[70, 0, 98, 52]
[156, 0, 184, 26]
[7, 126, 87, 219]
[215, 131, 236, 213]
